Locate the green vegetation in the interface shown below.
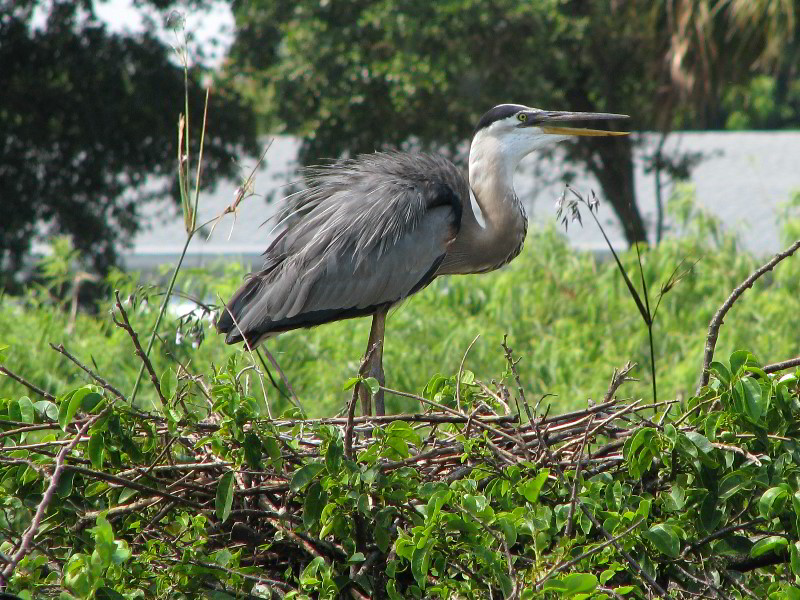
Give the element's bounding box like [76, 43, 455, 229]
[3, 5, 800, 595]
[2, 182, 799, 598]
[3, 189, 798, 418]
[1, 267, 799, 597]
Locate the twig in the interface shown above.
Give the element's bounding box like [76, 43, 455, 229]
[345, 383, 359, 461]
[272, 413, 517, 426]
[260, 347, 303, 414]
[699, 239, 800, 390]
[536, 517, 644, 587]
[456, 334, 480, 412]
[381, 386, 529, 452]
[49, 343, 128, 402]
[2, 409, 108, 579]
[529, 399, 668, 598]
[64, 465, 206, 509]
[681, 518, 765, 558]
[217, 296, 273, 419]
[0, 422, 64, 440]
[565, 415, 593, 538]
[0, 366, 56, 401]
[457, 504, 519, 600]
[74, 496, 162, 531]
[113, 291, 168, 407]
[762, 356, 800, 374]
[604, 362, 636, 403]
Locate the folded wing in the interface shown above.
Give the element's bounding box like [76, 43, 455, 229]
[216, 152, 467, 346]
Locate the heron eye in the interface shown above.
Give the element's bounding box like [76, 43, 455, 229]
[517, 113, 528, 122]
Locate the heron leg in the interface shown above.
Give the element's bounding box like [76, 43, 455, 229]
[358, 306, 388, 416]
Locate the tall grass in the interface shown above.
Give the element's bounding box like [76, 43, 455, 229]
[2, 189, 798, 417]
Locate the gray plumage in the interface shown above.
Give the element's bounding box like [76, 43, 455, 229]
[216, 151, 467, 346]
[215, 104, 628, 415]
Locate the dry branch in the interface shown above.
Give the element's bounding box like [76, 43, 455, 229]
[699, 238, 800, 390]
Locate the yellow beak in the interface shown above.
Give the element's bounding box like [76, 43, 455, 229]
[541, 126, 629, 137]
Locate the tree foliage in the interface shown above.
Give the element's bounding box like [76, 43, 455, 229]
[0, 0, 258, 288]
[1, 333, 799, 598]
[228, 0, 797, 246]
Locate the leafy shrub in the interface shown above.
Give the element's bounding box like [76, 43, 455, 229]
[1, 340, 799, 598]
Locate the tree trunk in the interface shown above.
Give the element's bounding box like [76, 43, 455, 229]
[588, 135, 648, 246]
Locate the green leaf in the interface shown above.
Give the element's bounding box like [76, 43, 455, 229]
[719, 469, 756, 499]
[215, 471, 234, 523]
[76, 386, 103, 413]
[290, 463, 325, 492]
[34, 400, 59, 421]
[95, 587, 125, 600]
[709, 361, 731, 387]
[704, 412, 722, 441]
[342, 376, 361, 391]
[325, 436, 343, 474]
[459, 369, 475, 385]
[159, 368, 177, 400]
[700, 492, 723, 532]
[750, 535, 788, 558]
[349, 552, 366, 563]
[112, 539, 131, 564]
[785, 585, 800, 600]
[364, 377, 380, 395]
[56, 470, 75, 498]
[643, 524, 680, 558]
[263, 435, 281, 460]
[376, 523, 391, 553]
[385, 436, 409, 459]
[59, 389, 84, 431]
[423, 374, 447, 400]
[386, 580, 404, 600]
[243, 432, 262, 469]
[88, 432, 104, 469]
[386, 420, 422, 445]
[625, 428, 657, 477]
[303, 481, 326, 529]
[730, 350, 757, 375]
[759, 486, 789, 519]
[741, 378, 765, 422]
[790, 542, 800, 577]
[543, 573, 598, 597]
[411, 543, 431, 589]
[519, 469, 549, 504]
[16, 396, 34, 424]
[684, 431, 713, 454]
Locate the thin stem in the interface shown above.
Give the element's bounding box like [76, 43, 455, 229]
[129, 232, 193, 404]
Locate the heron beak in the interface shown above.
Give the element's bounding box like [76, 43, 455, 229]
[537, 111, 630, 137]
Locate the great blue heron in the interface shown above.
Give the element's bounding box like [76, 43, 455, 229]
[216, 104, 628, 415]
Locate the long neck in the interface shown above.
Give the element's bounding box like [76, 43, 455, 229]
[439, 134, 528, 275]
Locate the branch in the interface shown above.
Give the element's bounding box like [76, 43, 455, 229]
[762, 355, 800, 374]
[2, 409, 108, 579]
[0, 366, 56, 401]
[112, 290, 167, 406]
[529, 394, 668, 598]
[49, 343, 128, 402]
[536, 517, 644, 587]
[699, 239, 800, 390]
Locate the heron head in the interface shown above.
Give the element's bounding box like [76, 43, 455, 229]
[471, 104, 629, 164]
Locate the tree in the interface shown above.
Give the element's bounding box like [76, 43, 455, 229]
[0, 0, 258, 289]
[228, 0, 796, 246]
